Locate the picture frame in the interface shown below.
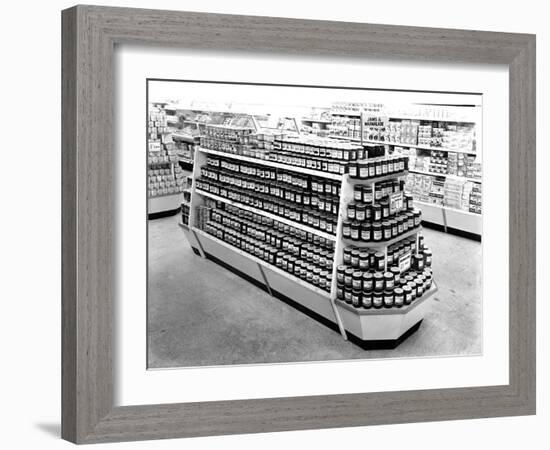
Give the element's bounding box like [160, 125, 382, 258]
[61, 4, 536, 444]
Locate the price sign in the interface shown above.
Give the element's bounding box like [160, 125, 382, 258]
[389, 191, 404, 215]
[398, 251, 412, 273]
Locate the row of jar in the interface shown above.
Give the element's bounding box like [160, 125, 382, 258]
[218, 203, 335, 251]
[353, 180, 406, 204]
[195, 179, 339, 235]
[343, 239, 431, 272]
[348, 155, 409, 179]
[200, 167, 341, 213]
[208, 208, 335, 267]
[202, 221, 333, 292]
[342, 211, 421, 242]
[276, 137, 373, 162]
[337, 268, 433, 309]
[346, 196, 415, 223]
[206, 156, 342, 195]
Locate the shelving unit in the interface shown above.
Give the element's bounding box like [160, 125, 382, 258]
[328, 103, 483, 237]
[181, 132, 436, 348]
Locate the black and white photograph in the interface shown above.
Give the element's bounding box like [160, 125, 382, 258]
[146, 79, 483, 368]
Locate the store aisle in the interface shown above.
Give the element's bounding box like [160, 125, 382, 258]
[148, 216, 482, 368]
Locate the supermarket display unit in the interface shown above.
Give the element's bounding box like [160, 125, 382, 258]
[180, 126, 438, 349]
[327, 103, 482, 238]
[148, 106, 190, 218]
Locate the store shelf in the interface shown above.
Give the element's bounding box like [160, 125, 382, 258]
[387, 114, 476, 124]
[197, 147, 343, 181]
[328, 135, 362, 142]
[195, 188, 337, 241]
[409, 168, 481, 184]
[345, 171, 409, 185]
[363, 140, 477, 155]
[336, 284, 437, 316]
[342, 226, 421, 248]
[149, 191, 184, 199]
[178, 222, 189, 230]
[414, 200, 481, 217]
[192, 226, 331, 299]
[148, 159, 178, 166]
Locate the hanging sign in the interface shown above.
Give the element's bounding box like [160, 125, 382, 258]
[398, 251, 412, 273]
[389, 191, 404, 215]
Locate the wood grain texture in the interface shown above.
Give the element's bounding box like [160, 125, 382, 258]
[61, 4, 536, 444]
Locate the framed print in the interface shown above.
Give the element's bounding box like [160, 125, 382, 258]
[61, 5, 536, 444]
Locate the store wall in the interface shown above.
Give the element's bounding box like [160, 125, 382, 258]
[1, 1, 546, 449]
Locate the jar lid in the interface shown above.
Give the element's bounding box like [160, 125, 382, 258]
[374, 272, 383, 279]
[384, 272, 393, 279]
[394, 287, 404, 294]
[363, 272, 373, 279]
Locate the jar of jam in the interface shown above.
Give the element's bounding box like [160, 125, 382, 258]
[390, 267, 401, 285]
[359, 162, 369, 179]
[362, 292, 372, 309]
[342, 221, 351, 239]
[360, 223, 371, 242]
[418, 234, 424, 250]
[423, 249, 432, 267]
[403, 285, 413, 304]
[372, 222, 383, 241]
[362, 272, 374, 292]
[381, 200, 390, 219]
[336, 265, 346, 284]
[359, 251, 370, 270]
[394, 287, 404, 307]
[390, 219, 398, 237]
[365, 204, 372, 221]
[354, 186, 363, 201]
[350, 222, 360, 240]
[413, 254, 424, 271]
[351, 249, 360, 268]
[407, 212, 415, 229]
[372, 291, 383, 309]
[373, 272, 385, 291]
[372, 204, 382, 221]
[397, 216, 404, 234]
[375, 160, 382, 176]
[343, 247, 352, 265]
[344, 288, 352, 304]
[383, 290, 394, 308]
[381, 159, 388, 175]
[368, 160, 376, 178]
[347, 202, 356, 220]
[352, 272, 363, 290]
[344, 268, 354, 287]
[356, 203, 366, 221]
[413, 209, 421, 227]
[384, 272, 394, 290]
[351, 290, 362, 308]
[336, 285, 344, 300]
[348, 163, 358, 178]
[415, 278, 424, 297]
[382, 221, 392, 240]
[362, 185, 373, 203]
[374, 252, 385, 271]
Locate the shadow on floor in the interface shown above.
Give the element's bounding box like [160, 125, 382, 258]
[35, 423, 60, 438]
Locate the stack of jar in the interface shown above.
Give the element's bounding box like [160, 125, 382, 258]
[335, 238, 433, 309]
[202, 201, 334, 292]
[342, 184, 420, 243]
[196, 156, 340, 235]
[347, 154, 408, 179]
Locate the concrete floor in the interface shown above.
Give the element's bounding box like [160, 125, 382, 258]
[148, 215, 482, 368]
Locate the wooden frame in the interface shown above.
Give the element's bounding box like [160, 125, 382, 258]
[62, 5, 536, 444]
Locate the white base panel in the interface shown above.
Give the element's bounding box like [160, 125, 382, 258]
[148, 193, 181, 214]
[336, 287, 436, 341]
